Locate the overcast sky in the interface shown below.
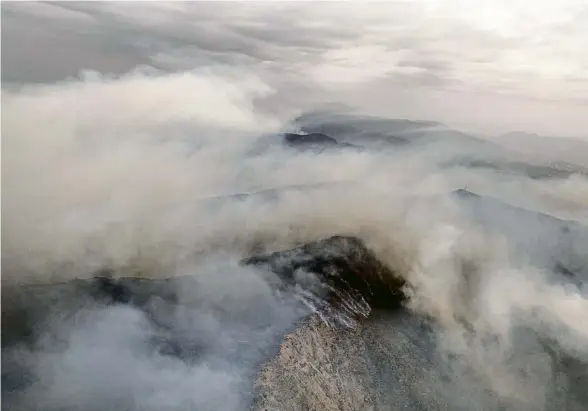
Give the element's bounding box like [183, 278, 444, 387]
[2, 1, 587, 137]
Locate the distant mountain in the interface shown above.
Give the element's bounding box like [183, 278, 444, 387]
[492, 132, 588, 169]
[283, 132, 360, 152]
[294, 112, 504, 154]
[293, 112, 587, 178]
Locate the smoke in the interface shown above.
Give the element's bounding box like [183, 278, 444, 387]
[2, 2, 588, 410]
[3, 68, 588, 410]
[2, 257, 310, 411]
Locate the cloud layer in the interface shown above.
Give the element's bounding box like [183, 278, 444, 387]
[2, 1, 587, 137]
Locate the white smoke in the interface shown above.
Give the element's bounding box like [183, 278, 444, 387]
[2, 2, 588, 410]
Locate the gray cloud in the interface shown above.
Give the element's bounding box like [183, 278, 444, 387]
[3, 1, 588, 131]
[3, 1, 586, 137]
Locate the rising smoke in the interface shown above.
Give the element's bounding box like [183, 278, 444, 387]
[2, 2, 588, 411]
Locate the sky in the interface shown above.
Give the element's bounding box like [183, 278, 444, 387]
[2, 0, 588, 138]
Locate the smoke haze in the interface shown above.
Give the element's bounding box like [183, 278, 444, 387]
[2, 2, 588, 410]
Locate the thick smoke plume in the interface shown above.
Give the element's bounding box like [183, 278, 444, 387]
[2, 2, 588, 410]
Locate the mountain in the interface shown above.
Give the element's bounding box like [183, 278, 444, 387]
[492, 132, 588, 169]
